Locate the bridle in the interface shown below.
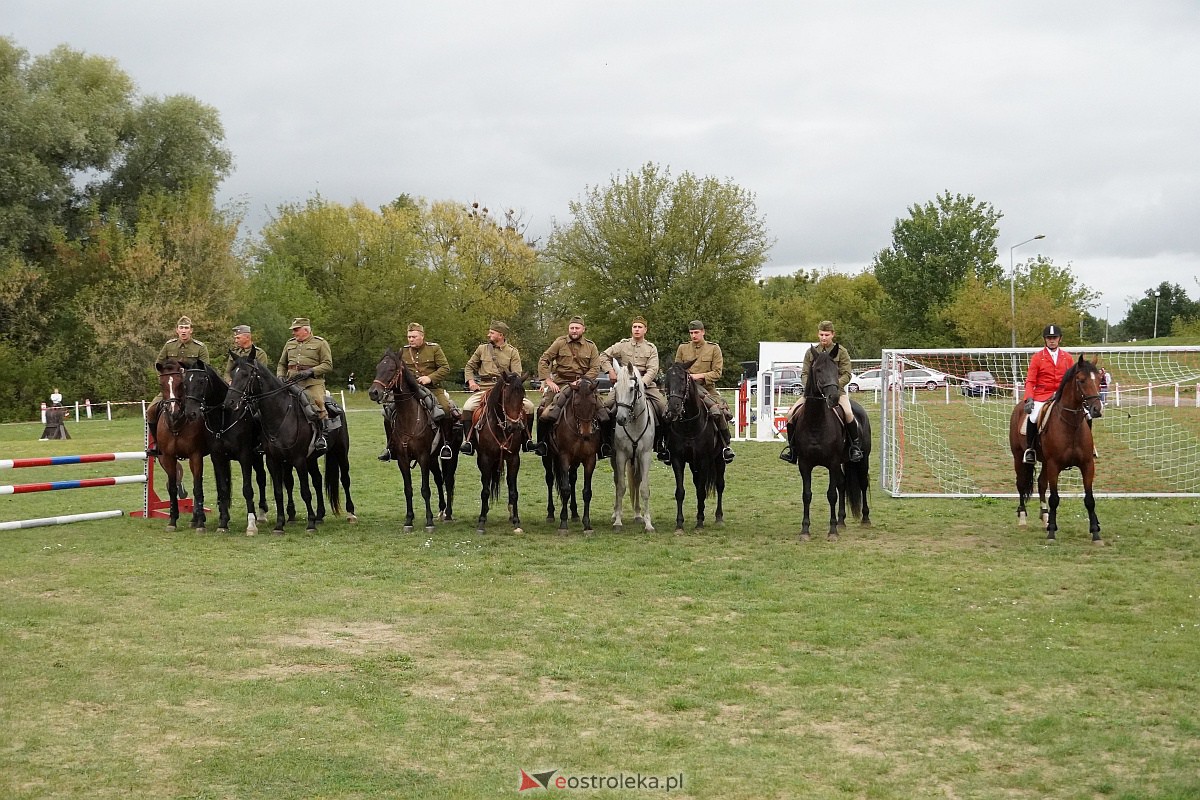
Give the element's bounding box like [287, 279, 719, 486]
[374, 353, 436, 451]
[614, 369, 652, 445]
[185, 366, 251, 437]
[483, 377, 527, 454]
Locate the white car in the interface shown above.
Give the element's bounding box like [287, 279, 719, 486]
[846, 367, 949, 392]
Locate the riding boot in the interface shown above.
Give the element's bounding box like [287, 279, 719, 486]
[314, 417, 329, 453]
[1024, 420, 1037, 464]
[599, 417, 613, 458]
[440, 420, 460, 461]
[779, 417, 797, 463]
[846, 419, 864, 463]
[719, 424, 736, 464]
[378, 447, 392, 462]
[529, 416, 549, 456]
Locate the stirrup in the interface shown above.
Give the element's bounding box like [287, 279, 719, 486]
[1023, 448, 1036, 464]
[599, 442, 612, 458]
[657, 449, 671, 464]
[146, 446, 161, 457]
[721, 447, 736, 464]
[378, 448, 392, 462]
[459, 441, 475, 456]
[315, 435, 328, 453]
[779, 447, 796, 464]
[439, 445, 453, 460]
[848, 443, 863, 463]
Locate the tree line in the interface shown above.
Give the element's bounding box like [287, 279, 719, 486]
[3, 38, 1196, 421]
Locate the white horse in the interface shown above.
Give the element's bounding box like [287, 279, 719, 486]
[611, 360, 656, 532]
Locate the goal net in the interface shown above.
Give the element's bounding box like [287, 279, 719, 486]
[876, 346, 1200, 498]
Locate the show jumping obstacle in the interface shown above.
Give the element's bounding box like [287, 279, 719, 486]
[1, 449, 189, 530]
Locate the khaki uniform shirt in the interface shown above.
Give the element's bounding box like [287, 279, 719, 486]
[538, 336, 601, 383]
[402, 342, 451, 386]
[224, 344, 270, 381]
[801, 341, 852, 391]
[675, 339, 723, 398]
[157, 337, 209, 366]
[277, 335, 333, 387]
[464, 342, 523, 387]
[599, 338, 661, 386]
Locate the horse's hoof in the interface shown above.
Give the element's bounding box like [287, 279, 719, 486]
[512, 527, 523, 534]
[674, 528, 685, 535]
[1092, 538, 1105, 547]
[425, 525, 435, 533]
[217, 527, 228, 534]
[403, 525, 414, 533]
[799, 533, 811, 542]
[860, 519, 872, 528]
[165, 524, 177, 532]
[613, 523, 623, 531]
[272, 530, 285, 535]
[827, 533, 839, 542]
[476, 527, 486, 534]
[347, 514, 358, 523]
[256, 512, 267, 522]
[245, 530, 256, 537]
[644, 525, 655, 533]
[583, 528, 594, 535]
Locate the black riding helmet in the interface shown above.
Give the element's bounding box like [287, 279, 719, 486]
[1042, 324, 1063, 338]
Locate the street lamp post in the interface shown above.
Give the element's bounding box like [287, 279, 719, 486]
[1153, 290, 1161, 339]
[1010, 234, 1046, 347]
[1104, 304, 1110, 344]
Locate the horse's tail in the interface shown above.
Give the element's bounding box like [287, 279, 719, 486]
[1017, 460, 1035, 503]
[845, 459, 869, 521]
[324, 450, 343, 516]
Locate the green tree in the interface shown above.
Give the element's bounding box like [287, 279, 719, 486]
[872, 191, 1003, 344]
[545, 162, 772, 362]
[1122, 282, 1200, 340]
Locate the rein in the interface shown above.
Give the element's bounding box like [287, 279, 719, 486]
[615, 377, 652, 446]
[482, 383, 526, 454]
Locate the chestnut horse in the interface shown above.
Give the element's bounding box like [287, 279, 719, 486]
[153, 358, 209, 531]
[369, 348, 458, 533]
[472, 371, 530, 533]
[540, 378, 602, 533]
[1008, 355, 1103, 543]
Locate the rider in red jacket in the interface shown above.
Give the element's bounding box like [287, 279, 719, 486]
[1022, 324, 1074, 463]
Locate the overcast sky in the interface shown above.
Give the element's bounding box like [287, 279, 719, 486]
[8, 1, 1200, 324]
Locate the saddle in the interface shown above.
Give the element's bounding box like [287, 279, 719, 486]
[1021, 398, 1058, 436]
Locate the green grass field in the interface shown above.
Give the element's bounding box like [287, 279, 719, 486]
[2, 399, 1199, 799]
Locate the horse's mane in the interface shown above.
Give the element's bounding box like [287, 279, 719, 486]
[1051, 355, 1098, 401]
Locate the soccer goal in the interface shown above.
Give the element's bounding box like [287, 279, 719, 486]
[877, 346, 1200, 498]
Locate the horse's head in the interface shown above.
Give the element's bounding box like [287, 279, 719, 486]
[491, 370, 528, 431]
[369, 348, 412, 403]
[612, 361, 644, 426]
[807, 349, 841, 407]
[664, 359, 696, 422]
[181, 359, 215, 420]
[1067, 355, 1104, 420]
[156, 359, 186, 411]
[224, 354, 262, 413]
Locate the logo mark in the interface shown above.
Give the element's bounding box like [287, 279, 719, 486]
[519, 769, 559, 791]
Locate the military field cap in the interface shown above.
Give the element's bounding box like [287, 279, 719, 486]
[177, 315, 193, 327]
[631, 315, 648, 326]
[569, 315, 585, 325]
[232, 325, 252, 335]
[688, 320, 704, 331]
[407, 322, 424, 333]
[290, 317, 310, 329]
[489, 320, 510, 335]
[818, 320, 835, 331]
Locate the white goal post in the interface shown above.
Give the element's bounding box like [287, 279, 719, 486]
[877, 346, 1200, 498]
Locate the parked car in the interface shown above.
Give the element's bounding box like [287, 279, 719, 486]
[846, 367, 949, 392]
[960, 370, 999, 397]
[745, 368, 804, 395]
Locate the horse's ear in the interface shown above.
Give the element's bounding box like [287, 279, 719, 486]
[155, 361, 165, 374]
[680, 358, 697, 370]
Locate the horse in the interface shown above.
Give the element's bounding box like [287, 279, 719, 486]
[1008, 355, 1103, 543]
[662, 359, 725, 533]
[181, 359, 269, 534]
[540, 378, 602, 533]
[369, 348, 457, 533]
[472, 370, 530, 534]
[225, 356, 337, 533]
[153, 358, 210, 532]
[611, 360, 655, 532]
[785, 348, 872, 541]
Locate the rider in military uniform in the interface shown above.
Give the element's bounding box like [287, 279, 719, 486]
[147, 315, 210, 460]
[223, 324, 270, 381]
[599, 315, 670, 462]
[379, 322, 459, 462]
[779, 320, 863, 464]
[277, 317, 333, 452]
[535, 315, 606, 457]
[459, 321, 537, 456]
[674, 319, 735, 464]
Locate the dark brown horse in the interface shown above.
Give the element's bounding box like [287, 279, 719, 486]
[1008, 355, 1104, 543]
[540, 378, 602, 533]
[369, 348, 457, 533]
[154, 358, 209, 531]
[785, 348, 871, 541]
[473, 370, 530, 534]
[662, 360, 725, 533]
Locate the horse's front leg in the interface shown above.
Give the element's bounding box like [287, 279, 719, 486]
[690, 462, 707, 530]
[309, 459, 326, 523]
[254, 454, 269, 521]
[612, 453, 627, 530]
[637, 454, 654, 533]
[543, 454, 557, 522]
[713, 459, 725, 526]
[673, 460, 687, 534]
[1082, 461, 1102, 544]
[189, 454, 206, 531]
[568, 463, 580, 521]
[441, 454, 456, 522]
[211, 454, 232, 532]
[825, 466, 841, 542]
[557, 458, 572, 531]
[835, 464, 848, 531]
[1038, 464, 1051, 528]
[581, 458, 595, 534]
[420, 463, 436, 532]
[475, 459, 492, 534]
[399, 462, 416, 533]
[507, 453, 523, 532]
[267, 459, 287, 534]
[238, 458, 258, 535]
[799, 465, 813, 541]
[298, 464, 318, 532]
[1045, 468, 1060, 541]
[160, 455, 180, 532]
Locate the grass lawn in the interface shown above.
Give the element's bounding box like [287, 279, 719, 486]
[2, 398, 1198, 799]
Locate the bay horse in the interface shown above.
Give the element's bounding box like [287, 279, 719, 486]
[786, 348, 872, 541]
[369, 348, 458, 533]
[662, 360, 725, 533]
[225, 356, 335, 533]
[181, 359, 269, 534]
[611, 360, 655, 532]
[1008, 355, 1103, 543]
[153, 358, 209, 531]
[540, 378, 602, 533]
[472, 370, 530, 534]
